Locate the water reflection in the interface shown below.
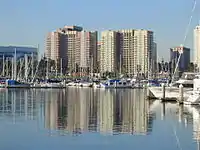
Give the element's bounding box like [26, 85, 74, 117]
[2, 89, 200, 149]
[185, 105, 200, 149]
[45, 88, 154, 135]
[0, 88, 154, 136]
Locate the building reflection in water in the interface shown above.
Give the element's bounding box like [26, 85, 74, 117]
[184, 105, 200, 149]
[44, 88, 153, 135]
[0, 88, 154, 136]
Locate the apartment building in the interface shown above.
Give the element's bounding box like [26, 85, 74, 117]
[45, 26, 97, 74]
[99, 29, 155, 76]
[76, 31, 97, 72]
[61, 26, 83, 72]
[133, 30, 154, 77]
[119, 29, 135, 74]
[100, 30, 120, 73]
[194, 25, 200, 70]
[45, 30, 67, 72]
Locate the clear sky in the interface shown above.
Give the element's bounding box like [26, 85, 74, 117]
[0, 0, 199, 61]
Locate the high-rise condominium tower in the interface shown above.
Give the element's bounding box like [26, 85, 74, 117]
[45, 26, 97, 74]
[76, 31, 97, 72]
[100, 29, 155, 76]
[119, 29, 135, 74]
[61, 26, 83, 72]
[100, 31, 120, 73]
[45, 30, 67, 72]
[194, 25, 200, 70]
[133, 30, 154, 76]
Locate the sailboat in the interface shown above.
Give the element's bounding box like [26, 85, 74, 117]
[39, 58, 65, 88]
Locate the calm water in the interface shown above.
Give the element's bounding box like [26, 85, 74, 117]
[0, 88, 199, 150]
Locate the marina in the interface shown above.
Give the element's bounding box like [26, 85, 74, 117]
[1, 0, 200, 149]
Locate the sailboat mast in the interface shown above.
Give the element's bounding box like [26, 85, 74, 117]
[19, 58, 22, 80]
[91, 57, 93, 77]
[56, 60, 58, 78]
[119, 53, 122, 74]
[24, 54, 28, 82]
[60, 58, 63, 77]
[14, 48, 17, 80]
[2, 55, 5, 77]
[31, 53, 34, 79]
[6, 58, 9, 77]
[11, 57, 14, 79]
[46, 58, 49, 80]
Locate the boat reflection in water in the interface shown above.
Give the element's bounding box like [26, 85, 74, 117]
[0, 88, 154, 136]
[184, 105, 200, 150]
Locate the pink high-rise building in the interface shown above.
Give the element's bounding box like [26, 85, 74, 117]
[45, 26, 97, 74]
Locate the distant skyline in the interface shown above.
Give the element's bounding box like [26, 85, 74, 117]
[0, 0, 199, 61]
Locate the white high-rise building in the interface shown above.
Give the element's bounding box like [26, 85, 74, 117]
[99, 29, 154, 76]
[119, 29, 135, 74]
[194, 25, 200, 70]
[133, 30, 154, 76]
[100, 31, 120, 73]
[119, 29, 155, 76]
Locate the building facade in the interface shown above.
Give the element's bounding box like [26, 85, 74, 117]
[97, 41, 101, 72]
[100, 31, 120, 73]
[170, 45, 190, 74]
[194, 25, 200, 70]
[99, 29, 155, 76]
[0, 46, 38, 59]
[45, 31, 67, 72]
[0, 46, 38, 78]
[77, 31, 97, 72]
[133, 30, 154, 77]
[152, 42, 157, 73]
[119, 29, 135, 74]
[45, 26, 98, 74]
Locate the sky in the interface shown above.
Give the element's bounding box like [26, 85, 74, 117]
[0, 0, 199, 61]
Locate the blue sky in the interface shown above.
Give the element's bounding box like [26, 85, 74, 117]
[0, 0, 199, 61]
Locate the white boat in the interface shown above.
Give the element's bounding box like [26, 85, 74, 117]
[67, 81, 91, 87]
[99, 79, 132, 88]
[31, 80, 65, 88]
[30, 83, 42, 88]
[66, 82, 77, 86]
[132, 82, 143, 89]
[184, 75, 200, 105]
[93, 82, 102, 88]
[40, 82, 64, 88]
[78, 81, 93, 87]
[0, 80, 6, 88]
[174, 72, 197, 88]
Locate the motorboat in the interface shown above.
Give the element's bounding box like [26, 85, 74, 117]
[184, 74, 200, 105]
[5, 79, 30, 88]
[99, 79, 132, 88]
[174, 72, 198, 88]
[78, 81, 93, 87]
[32, 79, 65, 88]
